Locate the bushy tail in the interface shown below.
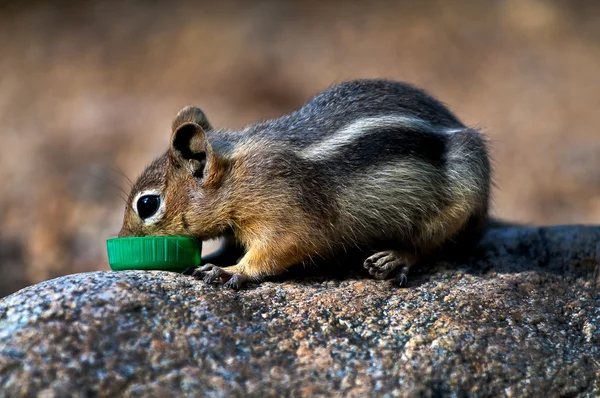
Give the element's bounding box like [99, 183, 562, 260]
[446, 127, 491, 214]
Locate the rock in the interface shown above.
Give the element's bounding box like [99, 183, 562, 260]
[0, 225, 598, 397]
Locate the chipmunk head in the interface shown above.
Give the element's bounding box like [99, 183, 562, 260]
[118, 106, 232, 240]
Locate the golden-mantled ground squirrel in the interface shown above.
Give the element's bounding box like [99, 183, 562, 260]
[119, 79, 491, 288]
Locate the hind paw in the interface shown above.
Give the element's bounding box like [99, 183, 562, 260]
[364, 250, 415, 284]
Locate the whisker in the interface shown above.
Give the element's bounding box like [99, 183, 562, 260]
[86, 172, 131, 199]
[110, 166, 134, 189]
[116, 193, 128, 205]
[186, 230, 203, 247]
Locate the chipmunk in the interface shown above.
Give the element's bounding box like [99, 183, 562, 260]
[118, 79, 491, 289]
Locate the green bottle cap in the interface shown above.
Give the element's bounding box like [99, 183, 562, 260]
[106, 236, 202, 272]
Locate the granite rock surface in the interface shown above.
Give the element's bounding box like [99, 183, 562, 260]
[0, 225, 598, 397]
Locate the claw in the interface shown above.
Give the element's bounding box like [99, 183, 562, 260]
[186, 264, 216, 278]
[364, 250, 414, 282]
[203, 267, 223, 284]
[223, 273, 248, 290]
[191, 269, 204, 278]
[183, 263, 247, 288]
[395, 272, 408, 287]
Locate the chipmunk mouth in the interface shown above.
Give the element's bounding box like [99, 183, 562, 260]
[118, 227, 145, 238]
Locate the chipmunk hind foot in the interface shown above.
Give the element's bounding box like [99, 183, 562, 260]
[363, 250, 417, 286]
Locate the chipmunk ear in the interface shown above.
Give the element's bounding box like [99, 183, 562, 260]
[170, 107, 228, 185]
[170, 122, 216, 182]
[172, 106, 212, 132]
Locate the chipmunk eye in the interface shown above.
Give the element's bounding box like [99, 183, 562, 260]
[136, 195, 161, 220]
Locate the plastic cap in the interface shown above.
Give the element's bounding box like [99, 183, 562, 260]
[106, 236, 202, 272]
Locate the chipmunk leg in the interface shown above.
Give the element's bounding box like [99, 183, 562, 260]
[364, 250, 418, 286]
[188, 243, 300, 289]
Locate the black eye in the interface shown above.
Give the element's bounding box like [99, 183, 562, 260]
[136, 195, 161, 220]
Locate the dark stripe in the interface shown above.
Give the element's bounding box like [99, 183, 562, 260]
[315, 126, 448, 173]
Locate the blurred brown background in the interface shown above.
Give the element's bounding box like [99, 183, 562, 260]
[1, 0, 599, 298]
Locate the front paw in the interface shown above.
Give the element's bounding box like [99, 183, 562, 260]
[183, 264, 249, 290]
[186, 264, 229, 284]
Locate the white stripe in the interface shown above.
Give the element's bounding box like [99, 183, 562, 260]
[443, 128, 465, 135]
[300, 115, 457, 159]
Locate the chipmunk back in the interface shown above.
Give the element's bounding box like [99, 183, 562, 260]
[119, 79, 491, 288]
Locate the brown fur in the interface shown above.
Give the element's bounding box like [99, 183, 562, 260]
[119, 80, 491, 288]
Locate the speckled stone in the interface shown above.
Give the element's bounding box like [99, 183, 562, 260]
[0, 225, 598, 397]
